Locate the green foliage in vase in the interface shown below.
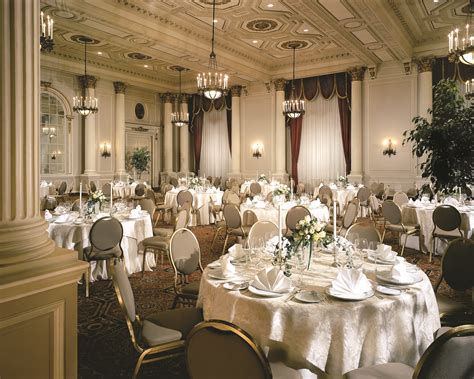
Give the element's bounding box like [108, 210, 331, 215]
[403, 79, 473, 192]
[128, 147, 151, 179]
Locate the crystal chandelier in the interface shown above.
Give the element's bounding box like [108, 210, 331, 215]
[283, 44, 305, 119]
[447, 0, 474, 66]
[73, 38, 98, 116]
[40, 11, 54, 52]
[172, 67, 189, 127]
[196, 0, 229, 100]
[42, 125, 56, 140]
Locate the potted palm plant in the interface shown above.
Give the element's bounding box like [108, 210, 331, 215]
[127, 147, 151, 181]
[403, 79, 473, 193]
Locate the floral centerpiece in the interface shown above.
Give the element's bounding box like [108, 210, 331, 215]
[292, 216, 326, 269]
[87, 190, 106, 215]
[258, 174, 269, 184]
[266, 236, 293, 277]
[273, 184, 290, 198]
[188, 176, 202, 190]
[336, 175, 348, 187]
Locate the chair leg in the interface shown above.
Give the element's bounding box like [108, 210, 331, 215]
[401, 234, 408, 256]
[430, 237, 435, 263]
[381, 229, 386, 243]
[85, 265, 91, 298]
[133, 351, 147, 379]
[142, 248, 147, 277]
[222, 233, 229, 256]
[171, 295, 179, 309]
[210, 227, 221, 253]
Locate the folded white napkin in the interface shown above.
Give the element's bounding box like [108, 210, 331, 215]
[310, 199, 321, 208]
[329, 184, 337, 189]
[136, 205, 142, 211]
[130, 209, 141, 218]
[376, 244, 395, 261]
[331, 269, 371, 296]
[347, 185, 355, 190]
[245, 198, 252, 205]
[408, 198, 414, 205]
[44, 210, 52, 221]
[228, 244, 246, 260]
[391, 257, 411, 282]
[55, 213, 72, 223]
[252, 267, 291, 293]
[221, 255, 236, 277]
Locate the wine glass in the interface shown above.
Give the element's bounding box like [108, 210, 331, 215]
[355, 238, 369, 259]
[368, 241, 378, 262]
[294, 246, 308, 287]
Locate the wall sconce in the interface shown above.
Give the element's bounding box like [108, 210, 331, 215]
[252, 143, 263, 159]
[382, 139, 397, 157]
[101, 142, 111, 158]
[42, 125, 56, 140]
[50, 150, 61, 160]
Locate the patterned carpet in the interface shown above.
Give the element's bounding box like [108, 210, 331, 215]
[77, 222, 471, 379]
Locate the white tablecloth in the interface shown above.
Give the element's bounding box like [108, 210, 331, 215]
[240, 203, 330, 225]
[113, 182, 151, 199]
[241, 181, 279, 197]
[165, 188, 224, 226]
[47, 215, 154, 280]
[314, 186, 358, 208]
[197, 254, 440, 375]
[402, 204, 474, 253]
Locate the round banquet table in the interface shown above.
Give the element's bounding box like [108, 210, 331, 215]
[164, 188, 223, 226]
[197, 254, 440, 375]
[241, 181, 279, 197]
[402, 203, 474, 253]
[240, 202, 330, 224]
[47, 214, 154, 281]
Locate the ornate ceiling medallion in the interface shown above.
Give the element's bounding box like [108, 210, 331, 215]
[70, 35, 100, 44]
[127, 52, 152, 60]
[281, 40, 308, 49]
[246, 19, 278, 32]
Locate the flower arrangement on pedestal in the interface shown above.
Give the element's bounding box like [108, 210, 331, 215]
[273, 184, 290, 198]
[336, 175, 348, 187]
[188, 176, 202, 190]
[292, 216, 326, 270]
[258, 174, 269, 184]
[87, 190, 105, 215]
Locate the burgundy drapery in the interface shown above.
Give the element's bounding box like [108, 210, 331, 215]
[190, 94, 232, 173]
[284, 72, 352, 181]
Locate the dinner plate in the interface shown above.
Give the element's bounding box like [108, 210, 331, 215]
[326, 286, 374, 301]
[54, 219, 69, 224]
[295, 290, 322, 303]
[376, 270, 423, 285]
[376, 285, 401, 296]
[223, 281, 249, 291]
[208, 269, 238, 280]
[367, 253, 398, 264]
[248, 284, 292, 298]
[127, 215, 142, 220]
[207, 261, 221, 269]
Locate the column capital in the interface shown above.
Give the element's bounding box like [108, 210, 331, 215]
[230, 85, 242, 97]
[78, 75, 97, 89]
[274, 78, 287, 92]
[113, 81, 127, 94]
[413, 56, 435, 73]
[347, 66, 366, 81]
[160, 92, 175, 103]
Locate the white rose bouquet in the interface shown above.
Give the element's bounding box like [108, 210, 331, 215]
[188, 177, 202, 190]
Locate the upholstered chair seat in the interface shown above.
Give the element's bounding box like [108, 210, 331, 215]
[83, 245, 122, 261]
[344, 362, 414, 379]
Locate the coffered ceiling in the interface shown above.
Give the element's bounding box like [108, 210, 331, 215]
[40, 0, 470, 91]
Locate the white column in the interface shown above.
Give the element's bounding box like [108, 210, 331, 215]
[347, 66, 366, 184]
[162, 93, 174, 173]
[179, 95, 190, 173]
[114, 81, 126, 177]
[80, 75, 98, 175]
[230, 85, 242, 176]
[274, 79, 287, 179]
[0, 0, 55, 263]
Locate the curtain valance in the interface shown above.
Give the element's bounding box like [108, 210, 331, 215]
[191, 93, 232, 120]
[284, 72, 351, 102]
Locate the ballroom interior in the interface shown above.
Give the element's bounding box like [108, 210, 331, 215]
[1, 0, 473, 378]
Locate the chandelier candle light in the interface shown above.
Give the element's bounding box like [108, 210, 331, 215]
[73, 38, 99, 116]
[171, 67, 189, 127]
[196, 0, 229, 100]
[447, 0, 474, 66]
[40, 11, 54, 52]
[283, 44, 305, 119]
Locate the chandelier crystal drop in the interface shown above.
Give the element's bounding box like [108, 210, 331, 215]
[40, 11, 54, 52]
[172, 67, 189, 127]
[196, 0, 229, 100]
[73, 39, 99, 117]
[283, 45, 305, 119]
[447, 0, 474, 66]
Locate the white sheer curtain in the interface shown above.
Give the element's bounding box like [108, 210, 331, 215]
[297, 95, 346, 189]
[200, 108, 231, 179]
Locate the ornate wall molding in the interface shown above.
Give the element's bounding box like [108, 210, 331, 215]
[347, 66, 367, 81]
[413, 56, 435, 73]
[230, 85, 242, 97]
[160, 92, 175, 103]
[113, 81, 127, 94]
[78, 75, 97, 89]
[274, 78, 287, 91]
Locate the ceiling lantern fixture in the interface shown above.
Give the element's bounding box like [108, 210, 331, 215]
[73, 38, 98, 116]
[447, 0, 474, 66]
[283, 43, 305, 119]
[171, 66, 189, 127]
[196, 0, 229, 100]
[40, 11, 54, 52]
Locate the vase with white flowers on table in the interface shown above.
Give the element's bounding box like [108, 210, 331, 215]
[86, 190, 106, 216]
[291, 216, 327, 270]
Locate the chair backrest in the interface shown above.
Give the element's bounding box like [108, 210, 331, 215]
[285, 206, 311, 232]
[369, 194, 380, 213]
[439, 238, 474, 291]
[89, 181, 97, 193]
[134, 184, 146, 197]
[177, 172, 186, 179]
[89, 217, 123, 252]
[177, 190, 193, 207]
[413, 325, 474, 379]
[111, 259, 136, 321]
[345, 223, 381, 243]
[226, 192, 241, 206]
[393, 191, 409, 207]
[169, 228, 202, 275]
[170, 177, 179, 187]
[71, 199, 81, 212]
[242, 210, 258, 227]
[138, 198, 156, 221]
[213, 177, 221, 188]
[432, 205, 462, 232]
[162, 183, 174, 194]
[145, 188, 156, 202]
[376, 182, 385, 198]
[382, 200, 402, 225]
[57, 181, 67, 195]
[249, 182, 262, 196]
[231, 185, 240, 195]
[102, 182, 112, 197]
[357, 186, 370, 203]
[296, 182, 305, 196]
[319, 185, 333, 205]
[265, 192, 274, 203]
[248, 221, 279, 246]
[175, 209, 189, 230]
[186, 320, 272, 379]
[223, 204, 242, 229]
[342, 202, 358, 229]
[406, 187, 417, 198]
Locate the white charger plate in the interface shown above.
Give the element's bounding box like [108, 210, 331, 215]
[208, 269, 238, 280]
[326, 286, 374, 301]
[223, 281, 249, 291]
[376, 285, 401, 296]
[367, 254, 398, 265]
[295, 290, 322, 303]
[376, 270, 423, 285]
[248, 284, 292, 298]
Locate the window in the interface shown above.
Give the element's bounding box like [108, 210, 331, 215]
[40, 92, 66, 174]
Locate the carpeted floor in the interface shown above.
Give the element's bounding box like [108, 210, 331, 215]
[77, 222, 471, 379]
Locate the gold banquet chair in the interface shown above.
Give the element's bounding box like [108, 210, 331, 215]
[345, 223, 382, 244]
[431, 205, 464, 263]
[221, 204, 250, 255]
[248, 221, 279, 247]
[285, 205, 311, 235]
[111, 259, 203, 379]
[186, 320, 319, 379]
[327, 201, 358, 236]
